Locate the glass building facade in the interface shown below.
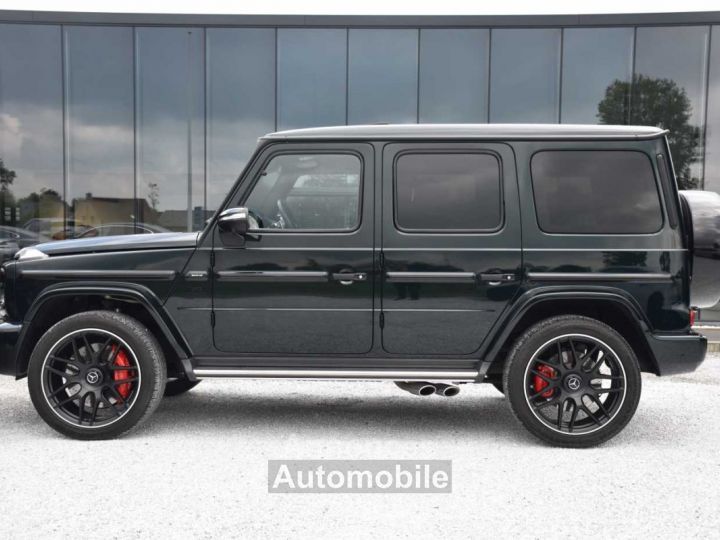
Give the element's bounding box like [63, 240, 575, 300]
[1, 12, 720, 260]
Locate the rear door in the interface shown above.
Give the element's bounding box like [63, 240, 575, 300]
[380, 142, 521, 355]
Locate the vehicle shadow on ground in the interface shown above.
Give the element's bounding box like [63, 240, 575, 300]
[143, 382, 692, 446]
[1, 380, 690, 446]
[147, 385, 530, 443]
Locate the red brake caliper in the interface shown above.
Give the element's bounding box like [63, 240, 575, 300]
[112, 346, 133, 400]
[533, 364, 556, 398]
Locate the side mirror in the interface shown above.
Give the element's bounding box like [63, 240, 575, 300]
[218, 207, 250, 236]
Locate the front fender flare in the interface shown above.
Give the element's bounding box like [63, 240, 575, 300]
[15, 281, 191, 378]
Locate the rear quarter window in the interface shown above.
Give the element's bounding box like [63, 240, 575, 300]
[530, 150, 663, 234]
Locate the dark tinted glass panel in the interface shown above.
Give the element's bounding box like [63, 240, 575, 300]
[395, 153, 501, 231]
[277, 29, 347, 131]
[243, 154, 361, 230]
[700, 28, 720, 319]
[531, 151, 663, 234]
[704, 26, 720, 194]
[348, 30, 418, 124]
[207, 28, 275, 212]
[635, 26, 710, 186]
[561, 28, 634, 124]
[419, 29, 489, 123]
[490, 29, 561, 123]
[0, 24, 63, 248]
[136, 28, 206, 232]
[65, 26, 134, 238]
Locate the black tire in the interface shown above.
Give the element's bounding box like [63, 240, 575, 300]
[164, 378, 200, 397]
[27, 310, 166, 440]
[503, 315, 641, 448]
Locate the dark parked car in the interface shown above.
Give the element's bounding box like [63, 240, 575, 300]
[0, 226, 49, 263]
[0, 124, 715, 446]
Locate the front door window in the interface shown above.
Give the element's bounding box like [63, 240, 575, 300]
[243, 153, 362, 231]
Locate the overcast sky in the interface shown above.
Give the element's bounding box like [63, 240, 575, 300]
[0, 0, 718, 15]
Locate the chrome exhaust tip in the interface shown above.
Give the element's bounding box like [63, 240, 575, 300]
[434, 383, 460, 397]
[394, 381, 437, 396]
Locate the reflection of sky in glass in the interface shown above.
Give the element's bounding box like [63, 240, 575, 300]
[277, 29, 347, 131]
[136, 27, 205, 230]
[635, 26, 710, 181]
[0, 24, 63, 202]
[348, 29, 418, 124]
[561, 28, 634, 124]
[490, 29, 561, 123]
[705, 26, 720, 194]
[207, 28, 275, 212]
[65, 25, 134, 204]
[635, 26, 709, 128]
[419, 29, 489, 123]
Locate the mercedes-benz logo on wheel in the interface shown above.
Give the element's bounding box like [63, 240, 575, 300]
[566, 374, 582, 392]
[85, 369, 102, 385]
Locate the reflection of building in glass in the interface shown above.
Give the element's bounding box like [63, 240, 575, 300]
[73, 196, 158, 228]
[4, 11, 720, 239]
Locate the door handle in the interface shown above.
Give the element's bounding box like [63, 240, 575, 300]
[331, 272, 367, 285]
[479, 273, 517, 285]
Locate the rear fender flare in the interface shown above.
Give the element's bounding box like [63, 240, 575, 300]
[481, 286, 654, 373]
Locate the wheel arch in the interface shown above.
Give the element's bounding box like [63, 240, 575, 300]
[483, 288, 660, 377]
[14, 282, 192, 380]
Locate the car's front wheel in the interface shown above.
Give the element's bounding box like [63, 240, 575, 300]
[28, 310, 166, 440]
[503, 315, 641, 447]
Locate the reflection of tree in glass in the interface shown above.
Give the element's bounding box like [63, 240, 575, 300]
[17, 188, 64, 226]
[597, 75, 700, 189]
[0, 157, 16, 192]
[0, 158, 17, 225]
[21, 188, 62, 204]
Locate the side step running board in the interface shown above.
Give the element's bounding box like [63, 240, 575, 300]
[193, 368, 478, 381]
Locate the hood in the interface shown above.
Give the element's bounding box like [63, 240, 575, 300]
[32, 232, 200, 256]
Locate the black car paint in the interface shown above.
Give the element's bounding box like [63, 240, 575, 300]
[0, 129, 707, 379]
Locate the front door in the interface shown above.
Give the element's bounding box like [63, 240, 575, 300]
[380, 143, 522, 356]
[212, 142, 375, 354]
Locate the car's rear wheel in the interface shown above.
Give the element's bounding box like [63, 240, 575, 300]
[28, 310, 166, 440]
[164, 378, 200, 397]
[503, 315, 641, 447]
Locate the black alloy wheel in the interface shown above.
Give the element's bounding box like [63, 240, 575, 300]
[504, 315, 641, 447]
[522, 334, 626, 435]
[28, 311, 166, 439]
[40, 328, 141, 428]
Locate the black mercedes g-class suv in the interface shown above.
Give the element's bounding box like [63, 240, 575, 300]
[0, 124, 715, 447]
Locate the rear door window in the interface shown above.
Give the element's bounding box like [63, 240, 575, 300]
[394, 152, 502, 232]
[531, 150, 663, 234]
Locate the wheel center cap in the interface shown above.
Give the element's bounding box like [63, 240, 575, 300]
[85, 368, 103, 386]
[565, 374, 583, 392]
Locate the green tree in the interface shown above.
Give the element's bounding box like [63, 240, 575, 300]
[597, 75, 701, 189]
